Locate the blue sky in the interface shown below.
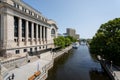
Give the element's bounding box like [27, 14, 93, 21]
[23, 0, 120, 38]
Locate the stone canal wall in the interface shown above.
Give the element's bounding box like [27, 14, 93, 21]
[35, 46, 72, 80]
[100, 60, 115, 80]
[98, 55, 120, 80]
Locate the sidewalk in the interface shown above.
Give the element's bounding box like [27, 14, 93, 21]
[3, 51, 53, 80]
[2, 46, 72, 80]
[3, 59, 50, 80]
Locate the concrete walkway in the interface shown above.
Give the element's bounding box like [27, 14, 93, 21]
[113, 71, 120, 80]
[2, 46, 72, 80]
[3, 59, 50, 80]
[1, 51, 52, 80]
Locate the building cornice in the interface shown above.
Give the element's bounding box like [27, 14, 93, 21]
[12, 0, 48, 21]
[1, 2, 51, 27]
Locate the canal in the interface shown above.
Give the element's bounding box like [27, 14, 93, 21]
[46, 43, 110, 80]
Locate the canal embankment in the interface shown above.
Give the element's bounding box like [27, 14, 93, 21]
[2, 45, 72, 80]
[97, 55, 120, 80]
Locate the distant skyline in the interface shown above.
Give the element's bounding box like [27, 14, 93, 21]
[23, 0, 120, 38]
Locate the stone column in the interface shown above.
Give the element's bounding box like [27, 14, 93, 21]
[31, 22, 34, 45]
[43, 26, 45, 42]
[18, 18, 22, 46]
[40, 25, 42, 44]
[1, 13, 7, 49]
[36, 24, 38, 44]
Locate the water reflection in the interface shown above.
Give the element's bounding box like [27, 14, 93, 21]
[89, 69, 109, 80]
[46, 45, 110, 80]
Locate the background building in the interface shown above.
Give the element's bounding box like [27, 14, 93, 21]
[75, 34, 80, 40]
[66, 28, 80, 40]
[67, 28, 76, 37]
[0, 0, 58, 57]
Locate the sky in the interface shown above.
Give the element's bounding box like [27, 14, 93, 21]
[23, 0, 120, 39]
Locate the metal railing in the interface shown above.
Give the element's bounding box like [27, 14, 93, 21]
[34, 60, 54, 80]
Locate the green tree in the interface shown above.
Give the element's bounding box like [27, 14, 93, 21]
[54, 36, 65, 48]
[66, 36, 77, 42]
[90, 18, 120, 65]
[65, 37, 71, 46]
[54, 36, 77, 49]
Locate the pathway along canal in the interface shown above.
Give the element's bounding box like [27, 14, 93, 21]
[46, 43, 110, 80]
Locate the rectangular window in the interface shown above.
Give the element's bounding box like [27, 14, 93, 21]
[14, 3, 19, 9]
[16, 50, 19, 54]
[34, 13, 37, 17]
[42, 26, 44, 39]
[45, 27, 47, 39]
[34, 23, 36, 38]
[28, 21, 31, 38]
[14, 3, 16, 7]
[29, 10, 30, 14]
[30, 12, 32, 15]
[30, 48, 32, 52]
[39, 46, 41, 49]
[14, 16, 19, 37]
[39, 16, 41, 20]
[35, 47, 37, 51]
[42, 17, 44, 21]
[25, 9, 27, 12]
[38, 25, 40, 38]
[22, 7, 24, 11]
[29, 11, 32, 15]
[22, 19, 26, 37]
[24, 49, 27, 52]
[22, 7, 27, 12]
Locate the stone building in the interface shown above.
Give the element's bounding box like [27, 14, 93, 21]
[67, 28, 76, 37]
[75, 34, 80, 40]
[66, 28, 80, 40]
[0, 0, 58, 57]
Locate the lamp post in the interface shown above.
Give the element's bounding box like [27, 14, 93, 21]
[51, 47, 54, 59]
[0, 59, 1, 74]
[111, 61, 113, 73]
[0, 59, 2, 80]
[37, 62, 39, 71]
[26, 53, 28, 63]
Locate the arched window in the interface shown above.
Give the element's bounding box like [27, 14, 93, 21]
[51, 28, 55, 35]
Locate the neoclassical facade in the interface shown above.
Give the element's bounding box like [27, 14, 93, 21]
[0, 0, 58, 56]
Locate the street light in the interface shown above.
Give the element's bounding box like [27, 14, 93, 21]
[111, 61, 113, 73]
[26, 53, 28, 60]
[0, 59, 1, 75]
[0, 59, 2, 80]
[37, 62, 39, 71]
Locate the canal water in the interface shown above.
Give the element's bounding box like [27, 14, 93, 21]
[46, 43, 110, 80]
